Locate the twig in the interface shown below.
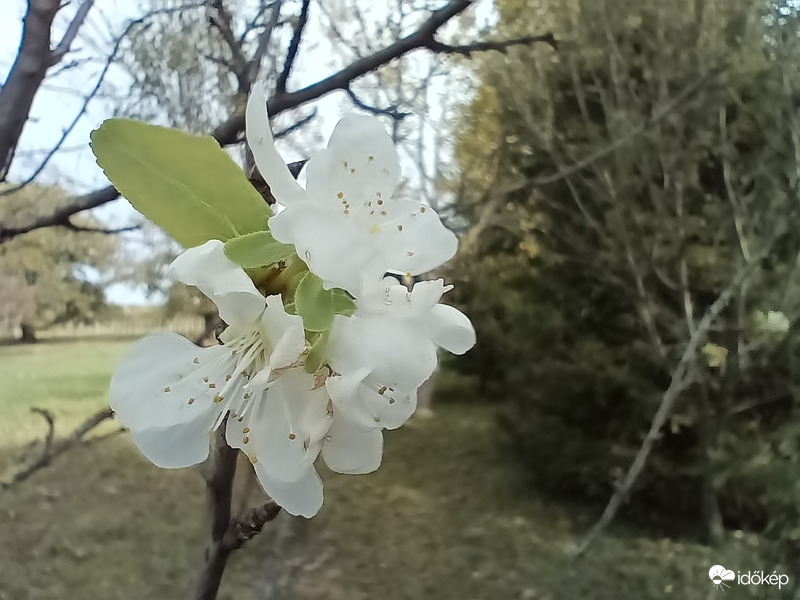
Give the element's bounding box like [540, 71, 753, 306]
[2, 407, 114, 490]
[63, 220, 141, 234]
[275, 0, 311, 94]
[426, 33, 557, 56]
[192, 427, 281, 600]
[50, 0, 96, 65]
[572, 219, 789, 558]
[345, 87, 411, 120]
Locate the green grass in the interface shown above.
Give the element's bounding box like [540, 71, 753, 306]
[0, 338, 778, 599]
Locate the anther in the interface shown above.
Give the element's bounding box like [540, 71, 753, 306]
[243, 427, 251, 434]
[378, 386, 387, 395]
[377, 199, 383, 205]
[188, 397, 196, 405]
[288, 433, 297, 440]
[343, 161, 348, 167]
[420, 206, 426, 213]
[381, 210, 387, 216]
[164, 386, 171, 392]
[208, 383, 216, 389]
[243, 436, 250, 444]
[368, 155, 374, 161]
[213, 395, 224, 403]
[244, 392, 251, 399]
[397, 225, 403, 231]
[337, 192, 344, 198]
[203, 376, 209, 383]
[193, 357, 199, 364]
[225, 374, 232, 381]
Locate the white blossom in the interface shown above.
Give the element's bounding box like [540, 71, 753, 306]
[246, 87, 458, 295]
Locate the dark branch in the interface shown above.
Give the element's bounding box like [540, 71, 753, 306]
[0, 0, 64, 180]
[275, 0, 311, 94]
[50, 0, 96, 65]
[63, 220, 141, 234]
[426, 32, 557, 56]
[345, 87, 411, 120]
[247, 1, 283, 82]
[207, 0, 251, 93]
[2, 407, 114, 490]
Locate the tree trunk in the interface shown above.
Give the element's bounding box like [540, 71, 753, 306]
[19, 322, 37, 343]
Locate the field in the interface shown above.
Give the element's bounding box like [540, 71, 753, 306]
[0, 338, 773, 599]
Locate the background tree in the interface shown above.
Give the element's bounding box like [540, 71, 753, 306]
[0, 182, 116, 341]
[453, 0, 800, 560]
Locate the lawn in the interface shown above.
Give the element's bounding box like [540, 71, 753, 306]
[0, 338, 775, 599]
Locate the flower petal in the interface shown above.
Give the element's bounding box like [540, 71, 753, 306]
[109, 332, 231, 467]
[326, 371, 418, 431]
[262, 295, 306, 371]
[269, 201, 379, 292]
[305, 115, 399, 205]
[246, 87, 307, 205]
[169, 240, 265, 329]
[253, 462, 324, 518]
[421, 303, 476, 355]
[322, 409, 383, 474]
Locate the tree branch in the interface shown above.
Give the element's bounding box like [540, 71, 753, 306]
[191, 427, 282, 600]
[0, 0, 64, 180]
[2, 407, 114, 490]
[275, 0, 311, 94]
[572, 218, 790, 559]
[2, 0, 556, 242]
[50, 0, 96, 65]
[426, 33, 557, 56]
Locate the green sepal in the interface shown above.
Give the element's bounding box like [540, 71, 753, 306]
[90, 118, 271, 247]
[224, 231, 295, 268]
[305, 330, 330, 374]
[332, 288, 357, 316]
[294, 272, 335, 332]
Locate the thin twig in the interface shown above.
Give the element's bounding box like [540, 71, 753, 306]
[275, 0, 311, 94]
[2, 407, 114, 490]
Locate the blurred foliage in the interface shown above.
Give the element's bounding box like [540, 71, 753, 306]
[451, 0, 800, 564]
[0, 183, 117, 339]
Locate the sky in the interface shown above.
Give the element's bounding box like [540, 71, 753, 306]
[0, 0, 488, 305]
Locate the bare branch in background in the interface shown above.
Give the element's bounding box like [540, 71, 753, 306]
[63, 220, 142, 235]
[0, 0, 96, 180]
[572, 217, 791, 559]
[0, 2, 207, 197]
[426, 32, 558, 56]
[1, 407, 115, 490]
[275, 0, 311, 94]
[345, 87, 411, 120]
[1, 0, 557, 242]
[206, 0, 251, 92]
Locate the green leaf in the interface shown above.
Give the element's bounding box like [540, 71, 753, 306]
[295, 272, 335, 332]
[332, 288, 357, 316]
[305, 330, 330, 374]
[90, 119, 272, 247]
[224, 231, 295, 268]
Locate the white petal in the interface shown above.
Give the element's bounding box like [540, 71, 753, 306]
[269, 202, 378, 292]
[328, 313, 438, 392]
[109, 332, 231, 467]
[322, 410, 383, 474]
[169, 240, 265, 328]
[253, 462, 324, 518]
[305, 115, 399, 205]
[421, 304, 476, 355]
[326, 372, 418, 431]
[262, 295, 306, 370]
[246, 88, 307, 205]
[378, 200, 458, 277]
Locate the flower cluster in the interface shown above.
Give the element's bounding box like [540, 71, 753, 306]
[109, 88, 475, 517]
